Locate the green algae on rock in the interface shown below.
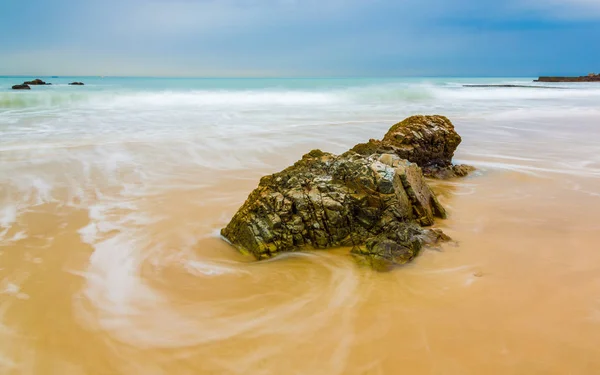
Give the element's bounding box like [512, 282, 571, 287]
[221, 115, 470, 270]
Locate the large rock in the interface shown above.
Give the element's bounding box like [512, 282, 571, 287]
[221, 149, 447, 270]
[12, 84, 31, 90]
[222, 115, 471, 270]
[351, 115, 473, 178]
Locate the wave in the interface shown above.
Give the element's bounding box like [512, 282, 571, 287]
[0, 89, 344, 110]
[3, 79, 600, 113]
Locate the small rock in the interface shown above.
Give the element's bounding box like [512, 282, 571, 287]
[12, 84, 31, 90]
[69, 82, 85, 86]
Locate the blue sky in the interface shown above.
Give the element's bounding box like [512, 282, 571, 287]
[1, 0, 599, 76]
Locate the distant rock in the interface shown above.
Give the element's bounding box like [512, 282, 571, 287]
[535, 75, 600, 83]
[23, 79, 49, 85]
[221, 115, 472, 271]
[463, 84, 562, 89]
[69, 82, 84, 86]
[12, 84, 31, 90]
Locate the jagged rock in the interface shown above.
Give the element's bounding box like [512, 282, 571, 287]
[222, 115, 472, 270]
[382, 115, 461, 167]
[351, 223, 450, 271]
[12, 84, 31, 90]
[23, 79, 49, 85]
[221, 149, 447, 268]
[69, 82, 84, 85]
[350, 115, 472, 178]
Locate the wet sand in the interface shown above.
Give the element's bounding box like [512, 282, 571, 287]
[2, 130, 600, 374]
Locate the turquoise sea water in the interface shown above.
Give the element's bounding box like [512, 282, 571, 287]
[2, 74, 600, 182]
[2, 75, 600, 157]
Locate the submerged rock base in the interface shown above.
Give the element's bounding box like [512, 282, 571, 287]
[221, 115, 472, 270]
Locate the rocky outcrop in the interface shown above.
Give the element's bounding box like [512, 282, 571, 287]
[222, 150, 447, 270]
[23, 79, 50, 85]
[10, 79, 52, 89]
[350, 115, 473, 178]
[69, 82, 84, 85]
[12, 84, 31, 90]
[535, 75, 600, 83]
[221, 115, 470, 270]
[463, 84, 560, 89]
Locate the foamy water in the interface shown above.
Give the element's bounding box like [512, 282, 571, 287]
[1, 77, 600, 374]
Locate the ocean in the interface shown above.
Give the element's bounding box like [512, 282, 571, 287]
[1, 76, 600, 374]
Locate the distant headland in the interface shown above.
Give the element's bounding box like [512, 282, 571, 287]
[535, 73, 600, 82]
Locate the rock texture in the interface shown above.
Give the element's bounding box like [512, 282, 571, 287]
[222, 150, 447, 270]
[350, 115, 473, 178]
[420, 164, 476, 180]
[382, 115, 461, 167]
[221, 115, 470, 270]
[12, 84, 31, 90]
[351, 223, 449, 271]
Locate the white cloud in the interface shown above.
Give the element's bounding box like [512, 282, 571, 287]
[108, 0, 370, 36]
[2, 0, 598, 76]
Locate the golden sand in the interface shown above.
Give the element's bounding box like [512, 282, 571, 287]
[2, 147, 600, 375]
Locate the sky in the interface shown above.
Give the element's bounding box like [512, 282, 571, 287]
[1, 0, 599, 77]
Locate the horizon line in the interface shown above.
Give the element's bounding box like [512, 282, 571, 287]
[1, 74, 540, 79]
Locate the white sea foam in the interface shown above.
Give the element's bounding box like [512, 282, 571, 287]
[184, 260, 246, 276]
[0, 206, 17, 229]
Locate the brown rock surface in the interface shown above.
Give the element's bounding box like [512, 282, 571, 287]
[221, 115, 472, 270]
[350, 115, 473, 178]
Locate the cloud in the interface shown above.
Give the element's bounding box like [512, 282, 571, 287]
[0, 0, 599, 76]
[99, 0, 372, 36]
